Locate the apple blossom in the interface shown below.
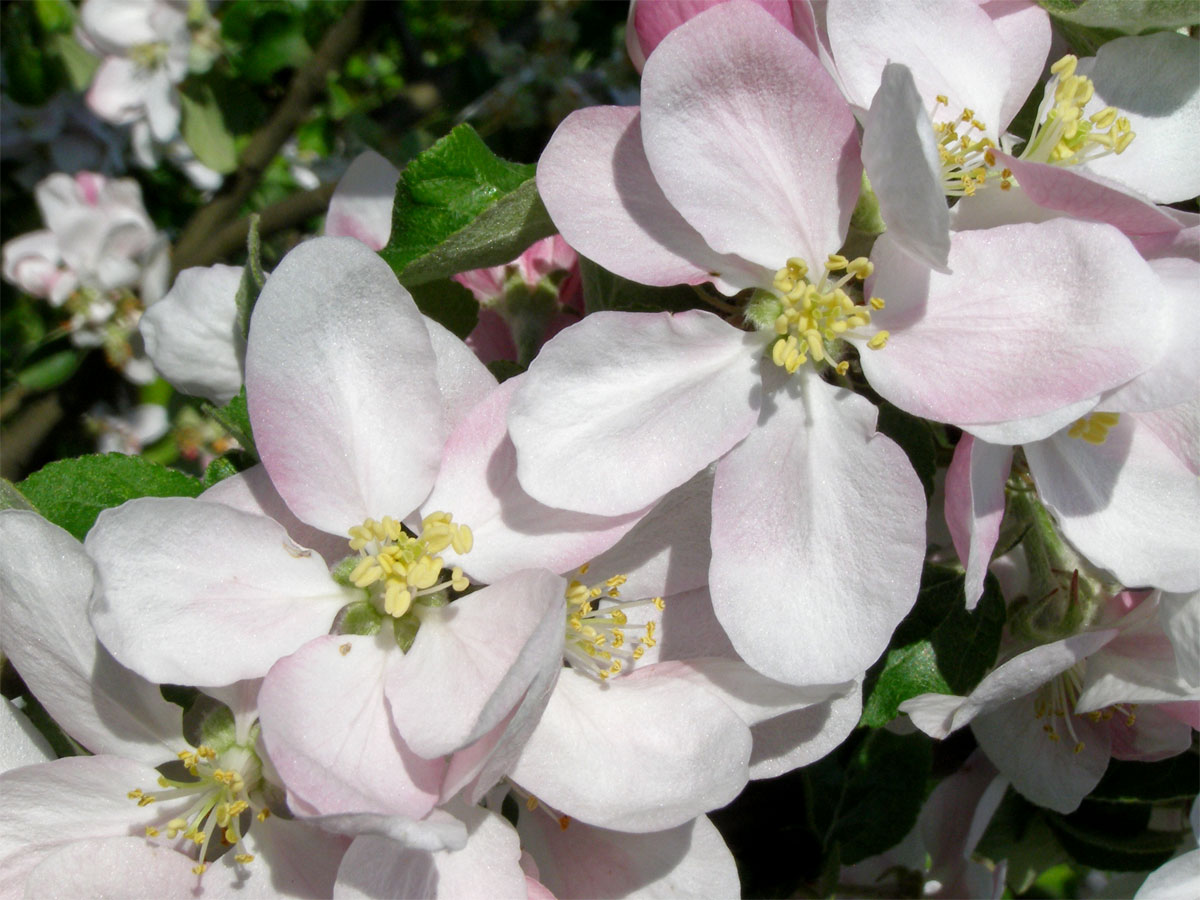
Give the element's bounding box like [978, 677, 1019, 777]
[900, 592, 1198, 814]
[0, 509, 346, 896]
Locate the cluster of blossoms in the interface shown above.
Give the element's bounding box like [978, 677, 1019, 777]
[2, 1, 1198, 898]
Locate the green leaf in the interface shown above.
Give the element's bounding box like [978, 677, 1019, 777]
[1047, 802, 1184, 871]
[201, 456, 240, 489]
[407, 278, 479, 340]
[876, 403, 937, 501]
[179, 82, 239, 174]
[1038, 0, 1200, 32]
[46, 31, 98, 91]
[33, 0, 75, 32]
[807, 729, 932, 865]
[17, 455, 204, 541]
[1090, 752, 1200, 804]
[0, 478, 38, 513]
[379, 124, 556, 285]
[203, 388, 257, 460]
[16, 349, 80, 391]
[860, 566, 1006, 727]
[235, 215, 265, 340]
[579, 257, 708, 315]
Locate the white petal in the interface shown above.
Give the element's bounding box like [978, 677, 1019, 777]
[334, 807, 525, 900]
[1027, 415, 1200, 592]
[862, 64, 950, 271]
[258, 634, 445, 819]
[422, 377, 645, 584]
[246, 237, 443, 535]
[509, 310, 762, 515]
[518, 812, 740, 900]
[423, 314, 498, 434]
[0, 510, 179, 765]
[87, 498, 355, 686]
[943, 436, 1012, 609]
[140, 263, 244, 403]
[325, 150, 400, 250]
[710, 376, 926, 685]
[385, 570, 567, 758]
[1135, 849, 1200, 900]
[510, 666, 752, 832]
[1160, 591, 1200, 688]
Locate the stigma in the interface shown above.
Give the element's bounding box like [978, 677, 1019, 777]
[564, 565, 663, 680]
[347, 512, 472, 618]
[764, 254, 888, 375]
[128, 743, 266, 875]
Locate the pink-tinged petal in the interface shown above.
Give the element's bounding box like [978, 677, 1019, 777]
[510, 310, 762, 516]
[1027, 415, 1200, 592]
[423, 314, 499, 433]
[900, 630, 1119, 738]
[710, 376, 926, 686]
[386, 569, 566, 758]
[199, 464, 351, 566]
[920, 750, 1007, 888]
[325, 150, 401, 250]
[518, 812, 739, 900]
[526, 875, 556, 900]
[982, 0, 1051, 130]
[1, 229, 63, 298]
[140, 263, 245, 403]
[246, 237, 443, 535]
[1135, 849, 1200, 900]
[944, 436, 1013, 609]
[641, 586, 738, 665]
[861, 221, 1164, 434]
[422, 378, 645, 584]
[1100, 258, 1200, 413]
[0, 510, 180, 766]
[642, 0, 859, 269]
[1160, 591, 1200, 688]
[441, 654, 561, 806]
[748, 683, 863, 778]
[971, 693, 1110, 814]
[0, 755, 191, 897]
[259, 634, 444, 819]
[828, 0, 1012, 131]
[1109, 705, 1194, 763]
[1140, 401, 1200, 476]
[510, 666, 752, 832]
[537, 106, 765, 294]
[630, 0, 802, 69]
[87, 498, 356, 686]
[862, 63, 950, 271]
[0, 699, 53, 771]
[995, 151, 1188, 247]
[86, 57, 146, 125]
[334, 807, 526, 900]
[23, 838, 213, 899]
[1076, 32, 1200, 204]
[584, 467, 714, 600]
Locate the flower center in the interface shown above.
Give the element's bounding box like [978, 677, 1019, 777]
[1033, 661, 1137, 754]
[563, 565, 663, 680]
[130, 41, 171, 71]
[128, 743, 266, 875]
[758, 254, 888, 375]
[346, 512, 472, 618]
[1067, 411, 1119, 445]
[1021, 55, 1134, 166]
[929, 97, 1011, 197]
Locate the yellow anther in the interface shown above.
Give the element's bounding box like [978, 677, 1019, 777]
[835, 361, 850, 376]
[257, 809, 271, 822]
[935, 94, 949, 105]
[867, 331, 890, 350]
[869, 297, 885, 310]
[192, 864, 208, 875]
[526, 795, 539, 810]
[577, 563, 590, 575]
[652, 596, 665, 610]
[1068, 411, 1119, 444]
[145, 826, 160, 837]
[1050, 54, 1077, 77]
[234, 854, 255, 864]
[825, 254, 848, 271]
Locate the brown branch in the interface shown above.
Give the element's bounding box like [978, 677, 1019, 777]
[181, 182, 336, 271]
[172, 1, 366, 271]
